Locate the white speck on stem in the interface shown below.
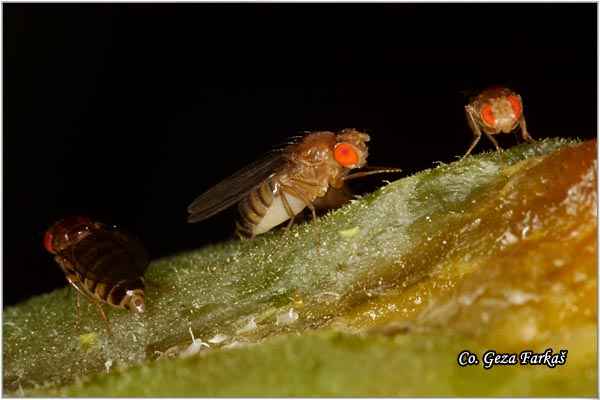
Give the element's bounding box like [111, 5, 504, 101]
[208, 333, 229, 344]
[497, 230, 518, 248]
[181, 327, 209, 358]
[236, 317, 258, 334]
[276, 308, 299, 325]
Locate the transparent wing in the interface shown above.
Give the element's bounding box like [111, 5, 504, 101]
[70, 227, 150, 284]
[187, 149, 288, 223]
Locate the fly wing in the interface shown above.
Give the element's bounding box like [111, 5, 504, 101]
[187, 149, 287, 223]
[69, 227, 150, 284]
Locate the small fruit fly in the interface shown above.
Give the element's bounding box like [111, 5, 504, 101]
[461, 86, 535, 160]
[44, 216, 150, 337]
[187, 129, 401, 251]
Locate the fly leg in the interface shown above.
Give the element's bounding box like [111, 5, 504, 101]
[518, 112, 541, 156]
[519, 112, 535, 143]
[64, 274, 114, 340]
[264, 188, 298, 259]
[483, 131, 504, 161]
[263, 182, 321, 259]
[55, 255, 113, 339]
[290, 189, 320, 252]
[282, 182, 324, 253]
[54, 255, 113, 338]
[55, 257, 112, 336]
[460, 106, 484, 161]
[76, 293, 82, 333]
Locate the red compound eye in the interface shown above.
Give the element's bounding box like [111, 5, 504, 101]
[44, 230, 55, 254]
[481, 103, 495, 126]
[508, 95, 522, 119]
[334, 143, 359, 166]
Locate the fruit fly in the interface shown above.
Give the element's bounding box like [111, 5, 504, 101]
[44, 216, 150, 337]
[187, 129, 401, 252]
[461, 86, 535, 160]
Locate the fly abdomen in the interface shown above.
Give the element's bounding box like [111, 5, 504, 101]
[237, 177, 310, 238]
[236, 178, 277, 238]
[88, 278, 109, 302]
[81, 276, 146, 315]
[107, 278, 146, 314]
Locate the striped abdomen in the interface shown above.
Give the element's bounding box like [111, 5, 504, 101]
[236, 176, 308, 238]
[81, 273, 146, 314]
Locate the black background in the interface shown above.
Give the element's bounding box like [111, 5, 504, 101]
[3, 3, 597, 307]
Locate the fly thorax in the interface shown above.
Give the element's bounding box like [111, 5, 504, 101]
[491, 99, 520, 133]
[288, 163, 334, 195]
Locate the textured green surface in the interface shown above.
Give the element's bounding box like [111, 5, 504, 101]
[3, 138, 597, 397]
[32, 331, 598, 397]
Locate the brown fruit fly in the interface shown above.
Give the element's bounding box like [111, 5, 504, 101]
[461, 86, 535, 160]
[44, 216, 150, 337]
[187, 129, 401, 253]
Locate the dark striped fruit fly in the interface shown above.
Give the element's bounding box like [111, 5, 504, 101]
[187, 129, 401, 252]
[461, 86, 535, 160]
[44, 216, 150, 337]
